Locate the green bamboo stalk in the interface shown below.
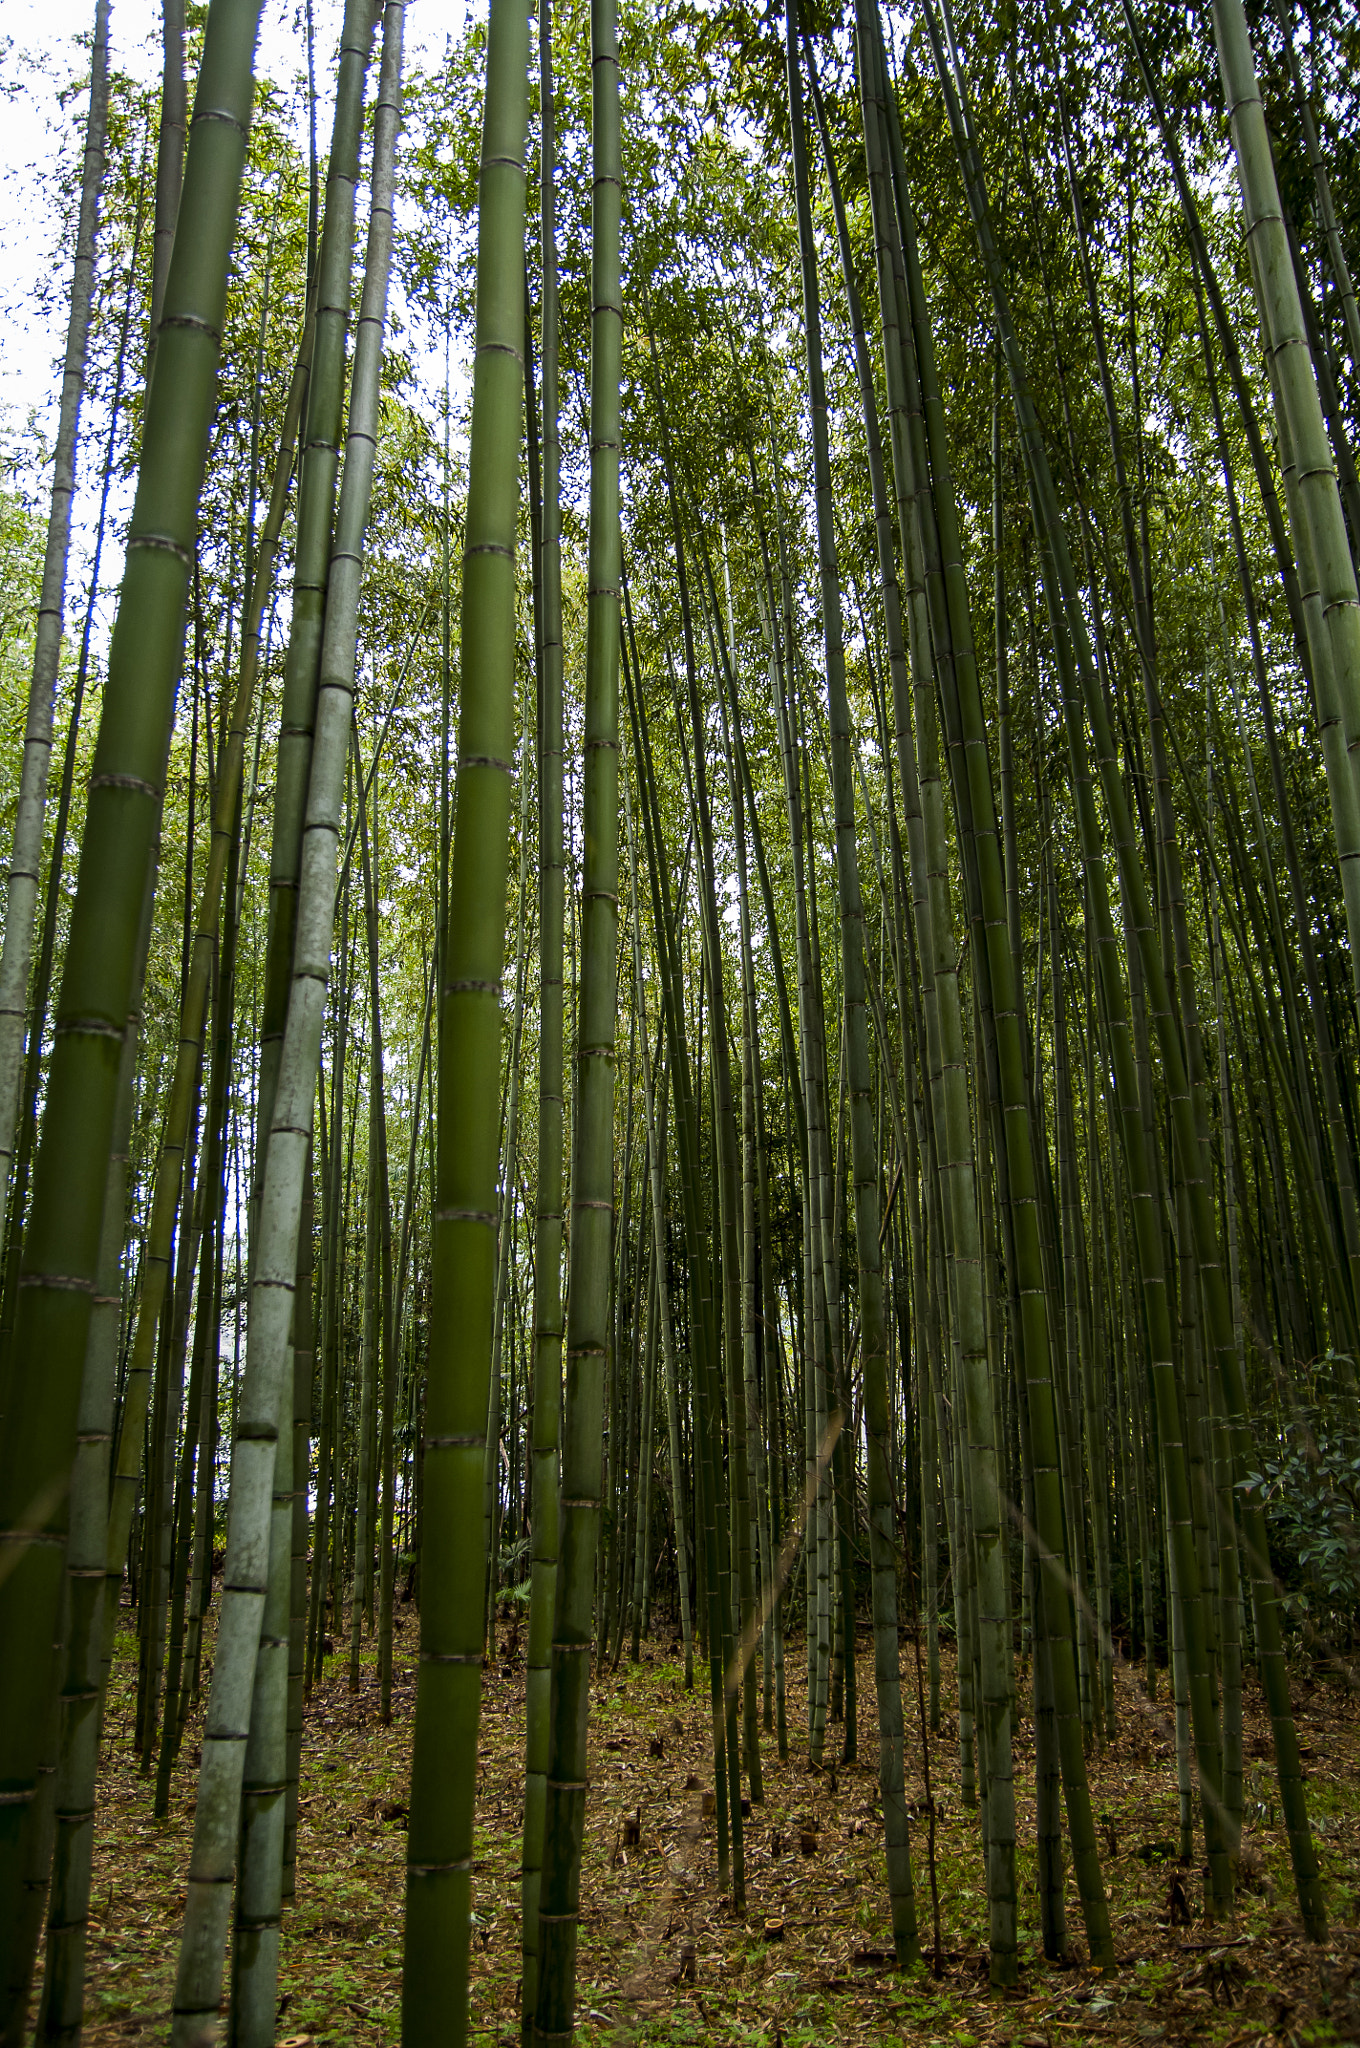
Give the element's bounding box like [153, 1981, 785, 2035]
[402, 0, 527, 2030]
[531, 0, 621, 1996]
[35, 883, 149, 2044]
[284, 1143, 315, 1892]
[255, 0, 379, 1180]
[1271, 0, 1360, 383]
[0, 135, 149, 1397]
[625, 777, 693, 1679]
[630, 1220, 659, 1664]
[149, 0, 187, 355]
[1205, 0, 1360, 815]
[485, 753, 531, 1646]
[348, 989, 380, 1691]
[520, 0, 564, 2012]
[683, 559, 759, 1832]
[307, 889, 351, 1693]
[175, 962, 231, 1741]
[766, 524, 834, 1764]
[624, 648, 715, 1692]
[0, 0, 265, 1969]
[724, 696, 776, 1738]
[153, 1136, 219, 1814]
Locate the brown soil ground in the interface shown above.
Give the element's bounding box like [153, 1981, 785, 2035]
[70, 1606, 1360, 2045]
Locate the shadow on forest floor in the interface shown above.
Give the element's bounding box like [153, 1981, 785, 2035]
[67, 1607, 1360, 2045]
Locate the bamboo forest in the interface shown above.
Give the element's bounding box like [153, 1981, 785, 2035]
[3, 0, 1360, 2036]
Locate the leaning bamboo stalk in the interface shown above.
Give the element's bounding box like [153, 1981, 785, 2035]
[1127, 0, 1360, 1014]
[101, 311, 315, 1678]
[284, 1143, 316, 1893]
[1270, 0, 1360, 433]
[149, 0, 186, 355]
[255, 0, 381, 1178]
[1, 136, 150, 1362]
[170, 12, 403, 2034]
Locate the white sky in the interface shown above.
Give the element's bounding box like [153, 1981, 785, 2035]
[0, 0, 477, 425]
[0, 0, 469, 638]
[2, 0, 328, 440]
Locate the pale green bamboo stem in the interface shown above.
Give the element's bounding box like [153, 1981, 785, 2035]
[172, 14, 402, 2033]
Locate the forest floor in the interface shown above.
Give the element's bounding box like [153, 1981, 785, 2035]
[71, 1603, 1360, 2046]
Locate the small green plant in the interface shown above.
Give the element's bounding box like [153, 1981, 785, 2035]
[1240, 1391, 1360, 1647]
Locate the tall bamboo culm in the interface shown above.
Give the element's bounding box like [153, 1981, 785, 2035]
[531, 0, 621, 2019]
[0, 0, 265, 1982]
[403, 0, 529, 2035]
[519, 0, 565, 2001]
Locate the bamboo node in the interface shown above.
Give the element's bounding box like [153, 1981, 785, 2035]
[128, 532, 192, 565]
[192, 105, 250, 138]
[88, 771, 161, 799]
[158, 312, 223, 343]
